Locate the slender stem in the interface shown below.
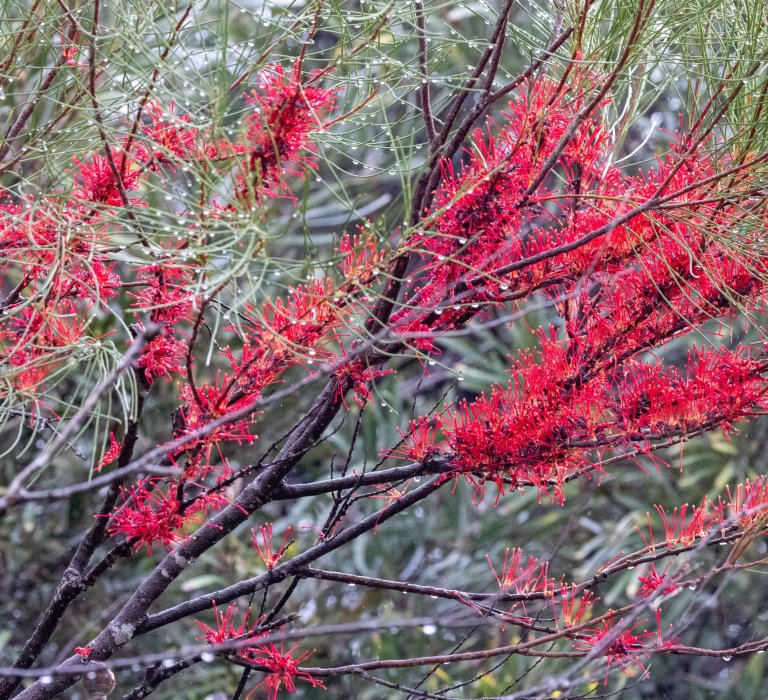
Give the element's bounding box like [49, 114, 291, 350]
[415, 0, 436, 147]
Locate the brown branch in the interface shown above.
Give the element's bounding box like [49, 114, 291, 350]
[415, 0, 436, 147]
[12, 477, 444, 698]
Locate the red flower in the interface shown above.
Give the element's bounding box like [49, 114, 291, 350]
[371, 483, 410, 508]
[195, 602, 260, 646]
[637, 564, 677, 599]
[556, 586, 596, 628]
[333, 358, 394, 409]
[138, 334, 187, 383]
[108, 481, 188, 554]
[130, 257, 198, 326]
[108, 479, 224, 555]
[194, 606, 323, 699]
[95, 432, 122, 472]
[244, 642, 325, 700]
[723, 477, 768, 529]
[176, 378, 260, 448]
[234, 61, 336, 201]
[251, 523, 292, 570]
[71, 149, 140, 205]
[574, 613, 657, 683]
[387, 416, 443, 462]
[139, 101, 198, 167]
[654, 499, 714, 548]
[487, 547, 554, 596]
[338, 230, 387, 286]
[61, 43, 79, 67]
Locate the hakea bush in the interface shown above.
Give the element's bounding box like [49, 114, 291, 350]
[3, 5, 768, 698]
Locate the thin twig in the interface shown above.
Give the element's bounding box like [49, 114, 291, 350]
[415, 0, 437, 148]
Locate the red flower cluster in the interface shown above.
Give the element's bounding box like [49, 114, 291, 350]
[108, 480, 226, 555]
[0, 194, 119, 395]
[42, 64, 338, 548]
[574, 613, 659, 682]
[246, 642, 326, 700]
[488, 547, 554, 595]
[637, 564, 677, 599]
[235, 61, 337, 203]
[70, 59, 765, 561]
[433, 339, 768, 502]
[382, 72, 766, 508]
[635, 476, 768, 561]
[138, 101, 198, 167]
[723, 476, 768, 529]
[194, 604, 324, 700]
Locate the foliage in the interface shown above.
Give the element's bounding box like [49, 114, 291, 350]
[1, 1, 768, 699]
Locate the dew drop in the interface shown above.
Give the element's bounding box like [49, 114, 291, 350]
[200, 651, 215, 663]
[723, 655, 732, 662]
